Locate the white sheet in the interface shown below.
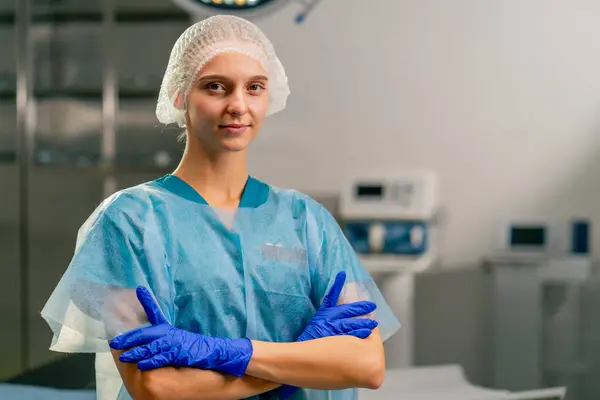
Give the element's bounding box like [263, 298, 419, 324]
[0, 384, 95, 400]
[359, 365, 566, 400]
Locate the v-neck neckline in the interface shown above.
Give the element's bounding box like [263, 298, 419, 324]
[154, 174, 269, 209]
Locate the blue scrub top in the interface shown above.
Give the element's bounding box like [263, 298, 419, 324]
[41, 174, 401, 400]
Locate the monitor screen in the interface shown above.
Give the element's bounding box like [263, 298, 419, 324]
[510, 226, 546, 247]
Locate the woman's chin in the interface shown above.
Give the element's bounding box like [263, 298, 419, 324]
[219, 137, 252, 152]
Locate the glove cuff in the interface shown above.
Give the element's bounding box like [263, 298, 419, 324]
[216, 337, 253, 377]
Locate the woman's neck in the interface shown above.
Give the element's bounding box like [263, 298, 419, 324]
[172, 140, 249, 208]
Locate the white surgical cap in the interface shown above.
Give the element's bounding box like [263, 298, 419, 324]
[156, 15, 290, 127]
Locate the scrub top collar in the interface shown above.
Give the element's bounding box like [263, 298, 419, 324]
[154, 174, 269, 209]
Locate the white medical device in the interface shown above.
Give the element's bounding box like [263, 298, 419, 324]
[339, 170, 441, 368]
[339, 170, 440, 273]
[340, 170, 438, 221]
[496, 218, 591, 257]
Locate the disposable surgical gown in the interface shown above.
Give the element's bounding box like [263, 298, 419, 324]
[41, 175, 401, 400]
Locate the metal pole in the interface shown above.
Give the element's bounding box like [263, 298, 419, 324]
[15, 0, 32, 371]
[295, 0, 322, 23]
[102, 0, 117, 197]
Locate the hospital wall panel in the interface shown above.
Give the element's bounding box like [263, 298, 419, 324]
[14, 0, 184, 14]
[116, 172, 165, 191]
[31, 23, 102, 93]
[28, 0, 100, 14]
[0, 165, 22, 380]
[116, 0, 184, 12]
[0, 26, 14, 93]
[413, 267, 493, 387]
[115, 24, 186, 94]
[0, 17, 19, 376]
[0, 0, 13, 12]
[26, 168, 104, 369]
[116, 99, 183, 169]
[33, 99, 102, 165]
[0, 101, 16, 162]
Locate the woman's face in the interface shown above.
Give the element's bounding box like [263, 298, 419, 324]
[185, 52, 270, 154]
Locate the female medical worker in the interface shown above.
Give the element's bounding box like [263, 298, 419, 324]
[41, 15, 400, 400]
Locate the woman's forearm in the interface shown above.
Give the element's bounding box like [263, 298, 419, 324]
[246, 329, 385, 390]
[144, 368, 281, 400]
[111, 349, 281, 400]
[112, 328, 385, 398]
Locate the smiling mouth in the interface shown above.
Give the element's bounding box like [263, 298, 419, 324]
[219, 124, 251, 128]
[219, 124, 251, 135]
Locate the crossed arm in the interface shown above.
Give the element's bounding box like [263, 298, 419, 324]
[111, 328, 385, 400]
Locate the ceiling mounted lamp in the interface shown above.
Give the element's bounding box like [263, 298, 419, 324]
[171, 0, 322, 23]
[190, 0, 276, 10]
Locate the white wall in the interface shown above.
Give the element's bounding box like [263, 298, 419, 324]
[249, 0, 600, 268]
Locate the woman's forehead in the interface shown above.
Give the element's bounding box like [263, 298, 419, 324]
[198, 52, 267, 80]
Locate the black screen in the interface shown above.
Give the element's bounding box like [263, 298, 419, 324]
[510, 227, 546, 246]
[355, 184, 384, 198]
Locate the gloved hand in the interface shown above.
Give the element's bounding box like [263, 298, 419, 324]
[109, 286, 252, 377]
[279, 271, 379, 398]
[297, 271, 378, 341]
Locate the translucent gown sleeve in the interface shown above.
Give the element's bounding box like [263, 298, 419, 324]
[308, 203, 401, 342]
[40, 194, 174, 353]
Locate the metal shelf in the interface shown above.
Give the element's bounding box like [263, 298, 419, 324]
[0, 150, 16, 163]
[5, 0, 190, 377]
[35, 89, 159, 100]
[118, 89, 158, 99]
[0, 12, 13, 24]
[116, 10, 189, 23]
[0, 10, 189, 25]
[0, 148, 178, 169]
[36, 89, 101, 100]
[0, 89, 14, 100]
[28, 162, 175, 176]
[0, 89, 158, 100]
[32, 12, 102, 23]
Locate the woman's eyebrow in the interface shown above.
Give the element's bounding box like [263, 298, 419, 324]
[197, 74, 229, 82]
[248, 75, 269, 81]
[196, 74, 268, 82]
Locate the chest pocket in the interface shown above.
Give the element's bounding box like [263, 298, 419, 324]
[251, 243, 314, 341]
[253, 243, 311, 297]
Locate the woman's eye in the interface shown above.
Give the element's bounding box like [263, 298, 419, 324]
[248, 84, 265, 92]
[206, 83, 225, 91]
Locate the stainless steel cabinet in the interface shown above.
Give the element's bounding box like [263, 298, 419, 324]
[0, 113, 20, 380]
[0, 4, 19, 380]
[1, 0, 189, 377]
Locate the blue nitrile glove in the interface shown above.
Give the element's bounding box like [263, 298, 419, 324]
[109, 286, 252, 376]
[279, 271, 379, 398]
[297, 271, 378, 341]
